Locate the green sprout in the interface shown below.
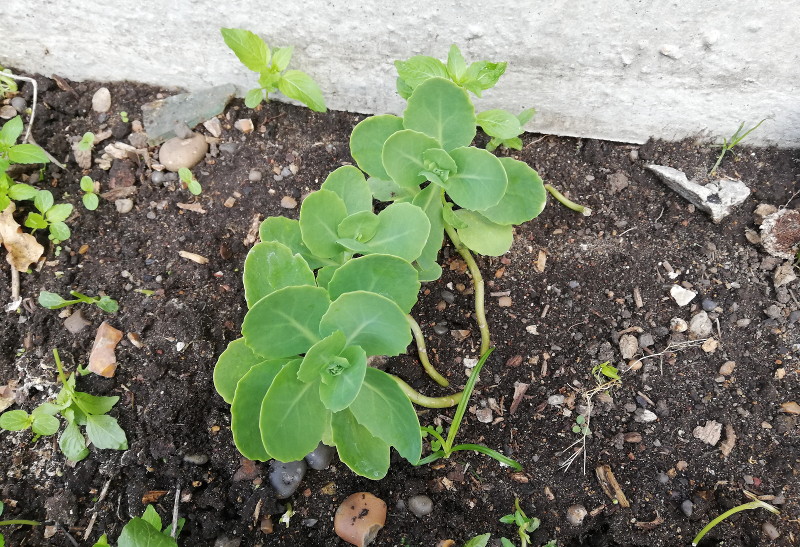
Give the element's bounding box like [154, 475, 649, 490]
[710, 119, 765, 175]
[178, 167, 201, 195]
[499, 498, 541, 547]
[119, 111, 129, 123]
[571, 414, 590, 436]
[279, 503, 294, 528]
[77, 132, 95, 152]
[23, 189, 73, 242]
[116, 505, 184, 546]
[692, 491, 779, 546]
[544, 184, 591, 216]
[38, 289, 118, 313]
[80, 175, 99, 210]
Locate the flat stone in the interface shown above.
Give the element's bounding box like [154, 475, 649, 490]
[128, 132, 149, 149]
[107, 159, 136, 189]
[607, 171, 629, 193]
[142, 84, 236, 144]
[619, 334, 638, 359]
[761, 209, 800, 259]
[280, 196, 297, 209]
[0, 105, 17, 119]
[408, 495, 433, 517]
[234, 118, 254, 133]
[647, 164, 750, 223]
[719, 361, 736, 375]
[203, 117, 223, 138]
[92, 87, 111, 113]
[304, 442, 335, 470]
[63, 310, 90, 334]
[774, 261, 797, 287]
[159, 132, 208, 171]
[670, 285, 697, 307]
[693, 420, 722, 446]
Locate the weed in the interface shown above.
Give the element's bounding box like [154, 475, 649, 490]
[38, 289, 118, 313]
[178, 167, 201, 195]
[80, 175, 100, 210]
[692, 491, 778, 546]
[710, 119, 765, 175]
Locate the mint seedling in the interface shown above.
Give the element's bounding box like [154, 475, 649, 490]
[0, 349, 127, 461]
[117, 505, 184, 547]
[221, 28, 326, 112]
[499, 498, 541, 547]
[0, 115, 49, 211]
[23, 189, 72, 242]
[77, 132, 95, 152]
[39, 289, 118, 313]
[178, 167, 201, 195]
[80, 175, 99, 210]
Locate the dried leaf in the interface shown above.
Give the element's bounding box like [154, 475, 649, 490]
[780, 401, 800, 415]
[0, 381, 17, 412]
[634, 512, 664, 530]
[0, 203, 44, 272]
[88, 321, 123, 377]
[509, 382, 529, 415]
[179, 250, 209, 264]
[693, 420, 722, 446]
[177, 202, 207, 214]
[141, 490, 168, 504]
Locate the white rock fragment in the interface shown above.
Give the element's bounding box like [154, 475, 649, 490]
[619, 334, 638, 360]
[670, 285, 697, 307]
[701, 338, 719, 353]
[693, 420, 722, 446]
[475, 408, 493, 423]
[92, 87, 111, 113]
[761, 209, 800, 259]
[670, 317, 688, 332]
[647, 165, 750, 223]
[659, 44, 683, 59]
[203, 117, 222, 138]
[773, 261, 797, 288]
[525, 325, 539, 335]
[234, 118, 254, 133]
[688, 311, 713, 339]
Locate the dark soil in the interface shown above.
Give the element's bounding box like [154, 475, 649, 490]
[1, 73, 798, 547]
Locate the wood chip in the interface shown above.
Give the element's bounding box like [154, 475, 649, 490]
[693, 420, 722, 446]
[510, 473, 529, 483]
[0, 203, 44, 272]
[509, 382, 529, 415]
[177, 202, 207, 214]
[142, 490, 168, 504]
[720, 424, 736, 457]
[179, 250, 209, 264]
[595, 464, 630, 507]
[0, 381, 17, 412]
[534, 249, 547, 272]
[633, 287, 643, 308]
[634, 512, 664, 530]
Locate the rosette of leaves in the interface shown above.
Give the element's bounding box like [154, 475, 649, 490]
[23, 189, 72, 243]
[221, 28, 326, 112]
[350, 76, 546, 280]
[0, 116, 49, 211]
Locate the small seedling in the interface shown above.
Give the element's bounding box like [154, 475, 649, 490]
[119, 111, 129, 123]
[571, 414, 590, 436]
[116, 505, 184, 547]
[39, 289, 118, 313]
[279, 503, 294, 528]
[0, 66, 18, 95]
[23, 189, 73, 242]
[692, 491, 779, 546]
[80, 175, 99, 210]
[178, 167, 201, 195]
[221, 28, 326, 112]
[710, 119, 766, 175]
[0, 500, 41, 546]
[499, 498, 542, 547]
[483, 108, 536, 152]
[77, 132, 95, 152]
[0, 349, 127, 461]
[419, 348, 522, 470]
[0, 116, 49, 210]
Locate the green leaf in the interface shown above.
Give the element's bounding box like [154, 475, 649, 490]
[442, 202, 467, 229]
[297, 330, 347, 383]
[231, 360, 285, 460]
[349, 115, 404, 181]
[0, 195, 9, 211]
[357, 202, 430, 262]
[320, 166, 373, 215]
[118, 518, 177, 547]
[0, 410, 32, 431]
[500, 514, 516, 524]
[319, 345, 367, 411]
[258, 70, 281, 90]
[244, 88, 264, 108]
[85, 414, 128, 450]
[481, 158, 547, 225]
[327, 254, 420, 313]
[423, 148, 457, 174]
[242, 285, 330, 358]
[215, 341, 287, 404]
[38, 291, 70, 309]
[462, 61, 507, 97]
[403, 78, 476, 151]
[331, 409, 390, 479]
[7, 144, 49, 164]
[498, 136, 523, 151]
[25, 212, 47, 230]
[337, 211, 379, 242]
[79, 176, 94, 192]
[349, 367, 422, 463]
[367, 177, 413, 202]
[382, 129, 441, 190]
[299, 189, 348, 259]
[394, 56, 448, 89]
[320, 291, 410, 357]
[314, 264, 338, 289]
[0, 116, 23, 146]
[454, 209, 514, 256]
[45, 203, 73, 223]
[446, 45, 468, 83]
[243, 241, 315, 308]
[73, 393, 119, 415]
[32, 402, 62, 416]
[445, 147, 507, 211]
[91, 533, 110, 547]
[517, 107, 537, 126]
[33, 190, 53, 214]
[187, 179, 202, 195]
[500, 538, 515, 547]
[396, 76, 414, 100]
[278, 70, 326, 112]
[272, 46, 294, 71]
[95, 296, 118, 313]
[258, 216, 333, 270]
[260, 360, 328, 461]
[59, 421, 89, 461]
[7, 182, 37, 201]
[141, 505, 162, 531]
[220, 28, 270, 72]
[82, 193, 99, 211]
[463, 533, 491, 547]
[48, 221, 71, 242]
[477, 109, 522, 140]
[411, 184, 444, 282]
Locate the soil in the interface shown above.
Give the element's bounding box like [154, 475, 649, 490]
[1, 73, 799, 547]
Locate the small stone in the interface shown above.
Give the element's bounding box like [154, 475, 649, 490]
[774, 261, 797, 288]
[440, 290, 455, 304]
[115, 199, 134, 214]
[701, 338, 719, 353]
[701, 298, 717, 312]
[619, 334, 638, 359]
[203, 117, 222, 138]
[280, 196, 297, 209]
[736, 318, 751, 328]
[688, 311, 713, 338]
[623, 432, 642, 443]
[607, 172, 629, 194]
[63, 310, 91, 334]
[334, 493, 386, 547]
[268, 460, 307, 499]
[10, 96, 26, 113]
[108, 159, 136, 189]
[408, 495, 433, 517]
[234, 118, 254, 133]
[780, 401, 800, 415]
[763, 304, 782, 320]
[183, 454, 209, 465]
[0, 105, 17, 119]
[305, 442, 335, 470]
[260, 516, 274, 534]
[680, 500, 693, 517]
[693, 420, 722, 446]
[754, 203, 778, 225]
[762, 521, 780, 541]
[548, 395, 565, 406]
[219, 142, 238, 154]
[213, 537, 241, 547]
[719, 361, 735, 376]
[634, 409, 658, 423]
[475, 408, 493, 423]
[88, 322, 123, 378]
[761, 209, 800, 259]
[151, 170, 166, 184]
[92, 87, 112, 113]
[657, 472, 669, 484]
[670, 317, 688, 332]
[128, 132, 149, 149]
[248, 169, 262, 182]
[670, 285, 697, 307]
[566, 504, 587, 526]
[142, 84, 236, 143]
[638, 333, 654, 348]
[159, 132, 208, 171]
[497, 296, 512, 307]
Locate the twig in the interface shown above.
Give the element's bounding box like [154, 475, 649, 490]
[0, 70, 37, 143]
[171, 481, 181, 539]
[83, 479, 112, 540]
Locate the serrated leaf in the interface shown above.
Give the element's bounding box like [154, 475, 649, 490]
[320, 291, 410, 356]
[0, 409, 31, 431]
[220, 28, 270, 72]
[299, 189, 348, 259]
[8, 182, 38, 201]
[278, 70, 326, 112]
[7, 144, 49, 164]
[297, 330, 347, 382]
[86, 414, 127, 450]
[382, 129, 440, 190]
[243, 241, 315, 308]
[0, 116, 23, 146]
[215, 339, 289, 404]
[350, 115, 404, 181]
[141, 505, 162, 531]
[403, 78, 476, 151]
[231, 360, 285, 460]
[477, 109, 522, 140]
[242, 285, 330, 358]
[244, 88, 263, 108]
[481, 158, 546, 225]
[319, 345, 367, 411]
[463, 61, 507, 96]
[454, 209, 513, 256]
[320, 166, 372, 215]
[394, 56, 448, 89]
[327, 254, 420, 313]
[349, 367, 421, 463]
[445, 147, 507, 211]
[446, 44, 468, 83]
[59, 421, 88, 461]
[331, 409, 390, 479]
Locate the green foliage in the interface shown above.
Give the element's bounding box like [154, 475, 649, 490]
[178, 167, 202, 195]
[221, 28, 326, 112]
[710, 119, 766, 175]
[80, 176, 100, 210]
[692, 493, 778, 546]
[23, 189, 73, 243]
[77, 132, 95, 152]
[38, 289, 118, 313]
[116, 505, 184, 547]
[0, 66, 18, 96]
[0, 116, 49, 212]
[592, 361, 620, 383]
[483, 108, 536, 152]
[0, 349, 127, 461]
[571, 413, 590, 436]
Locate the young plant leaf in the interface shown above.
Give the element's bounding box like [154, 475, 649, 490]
[48, 221, 71, 242]
[59, 421, 89, 461]
[220, 28, 270, 72]
[73, 392, 118, 415]
[331, 409, 390, 480]
[327, 254, 420, 313]
[349, 115, 404, 181]
[38, 291, 70, 309]
[82, 193, 99, 211]
[445, 146, 507, 211]
[314, 264, 339, 289]
[45, 203, 73, 223]
[0, 116, 23, 146]
[7, 182, 37, 201]
[480, 158, 546, 225]
[297, 330, 347, 382]
[319, 345, 367, 411]
[243, 241, 315, 308]
[337, 211, 379, 242]
[453, 209, 514, 256]
[382, 129, 440, 190]
[271, 46, 294, 72]
[355, 202, 431, 262]
[140, 505, 162, 531]
[394, 56, 448, 89]
[278, 70, 326, 112]
[85, 414, 127, 450]
[215, 339, 289, 404]
[477, 109, 522, 140]
[244, 88, 263, 108]
[299, 189, 349, 259]
[462, 61, 507, 97]
[258, 216, 333, 269]
[411, 183, 445, 282]
[33, 190, 54, 215]
[0, 409, 31, 431]
[7, 144, 49, 164]
[403, 78, 476, 151]
[320, 166, 373, 215]
[118, 518, 176, 547]
[231, 360, 286, 460]
[446, 45, 468, 83]
[463, 534, 491, 547]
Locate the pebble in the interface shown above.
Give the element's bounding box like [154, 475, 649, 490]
[440, 290, 455, 304]
[762, 521, 780, 540]
[566, 504, 587, 526]
[670, 285, 697, 307]
[736, 318, 751, 327]
[203, 117, 222, 138]
[92, 87, 111, 113]
[146, 211, 156, 220]
[680, 500, 693, 517]
[0, 105, 15, 119]
[719, 361, 736, 375]
[670, 317, 688, 332]
[334, 493, 386, 546]
[159, 132, 208, 171]
[10, 96, 26, 113]
[701, 298, 717, 312]
[619, 334, 638, 359]
[280, 196, 297, 209]
[234, 118, 254, 133]
[763, 304, 782, 320]
[701, 338, 718, 353]
[634, 408, 658, 423]
[548, 395, 565, 406]
[213, 537, 241, 547]
[433, 323, 449, 335]
[128, 132, 148, 149]
[219, 142, 239, 154]
[151, 170, 166, 184]
[497, 296, 512, 307]
[688, 311, 713, 338]
[657, 472, 669, 484]
[63, 310, 91, 334]
[408, 495, 433, 517]
[248, 169, 262, 182]
[789, 310, 800, 324]
[305, 442, 335, 470]
[475, 408, 493, 423]
[269, 460, 307, 499]
[183, 454, 209, 465]
[115, 199, 134, 214]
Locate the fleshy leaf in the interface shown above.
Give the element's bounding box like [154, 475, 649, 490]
[315, 264, 339, 289]
[367, 177, 412, 202]
[337, 210, 379, 242]
[357, 202, 430, 262]
[403, 78, 476, 151]
[214, 338, 279, 403]
[299, 189, 348, 259]
[243, 241, 315, 308]
[327, 254, 420, 313]
[258, 216, 334, 269]
[320, 291, 411, 356]
[445, 147, 507, 211]
[319, 345, 367, 411]
[231, 360, 286, 460]
[411, 184, 444, 282]
[382, 129, 440, 190]
[480, 158, 547, 225]
[297, 330, 347, 382]
[320, 166, 373, 215]
[454, 209, 514, 256]
[331, 409, 390, 480]
[242, 286, 330, 358]
[350, 115, 404, 181]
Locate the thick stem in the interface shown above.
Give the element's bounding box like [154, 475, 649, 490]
[442, 223, 490, 355]
[407, 315, 449, 387]
[390, 375, 462, 408]
[544, 184, 591, 216]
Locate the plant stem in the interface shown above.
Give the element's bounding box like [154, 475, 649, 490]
[442, 223, 490, 355]
[407, 315, 449, 387]
[0, 519, 40, 526]
[692, 499, 779, 546]
[544, 184, 591, 216]
[445, 348, 493, 450]
[0, 70, 37, 143]
[389, 375, 462, 408]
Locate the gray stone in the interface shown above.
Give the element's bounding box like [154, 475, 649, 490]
[688, 311, 713, 338]
[10, 96, 26, 113]
[0, 105, 17, 119]
[248, 169, 262, 182]
[213, 538, 241, 547]
[774, 261, 797, 288]
[142, 84, 236, 144]
[408, 495, 433, 517]
[701, 298, 717, 312]
[646, 164, 750, 223]
[173, 121, 193, 140]
[762, 521, 780, 540]
[634, 408, 658, 423]
[219, 142, 239, 155]
[304, 442, 335, 470]
[760, 209, 800, 259]
[607, 171, 629, 193]
[548, 394, 565, 406]
[158, 132, 208, 171]
[128, 132, 149, 149]
[183, 454, 209, 465]
[115, 199, 134, 214]
[203, 117, 223, 138]
[763, 304, 782, 320]
[440, 290, 455, 304]
[151, 170, 166, 184]
[63, 310, 90, 334]
[638, 333, 655, 348]
[269, 460, 307, 499]
[789, 310, 800, 324]
[680, 500, 694, 517]
[92, 87, 111, 113]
